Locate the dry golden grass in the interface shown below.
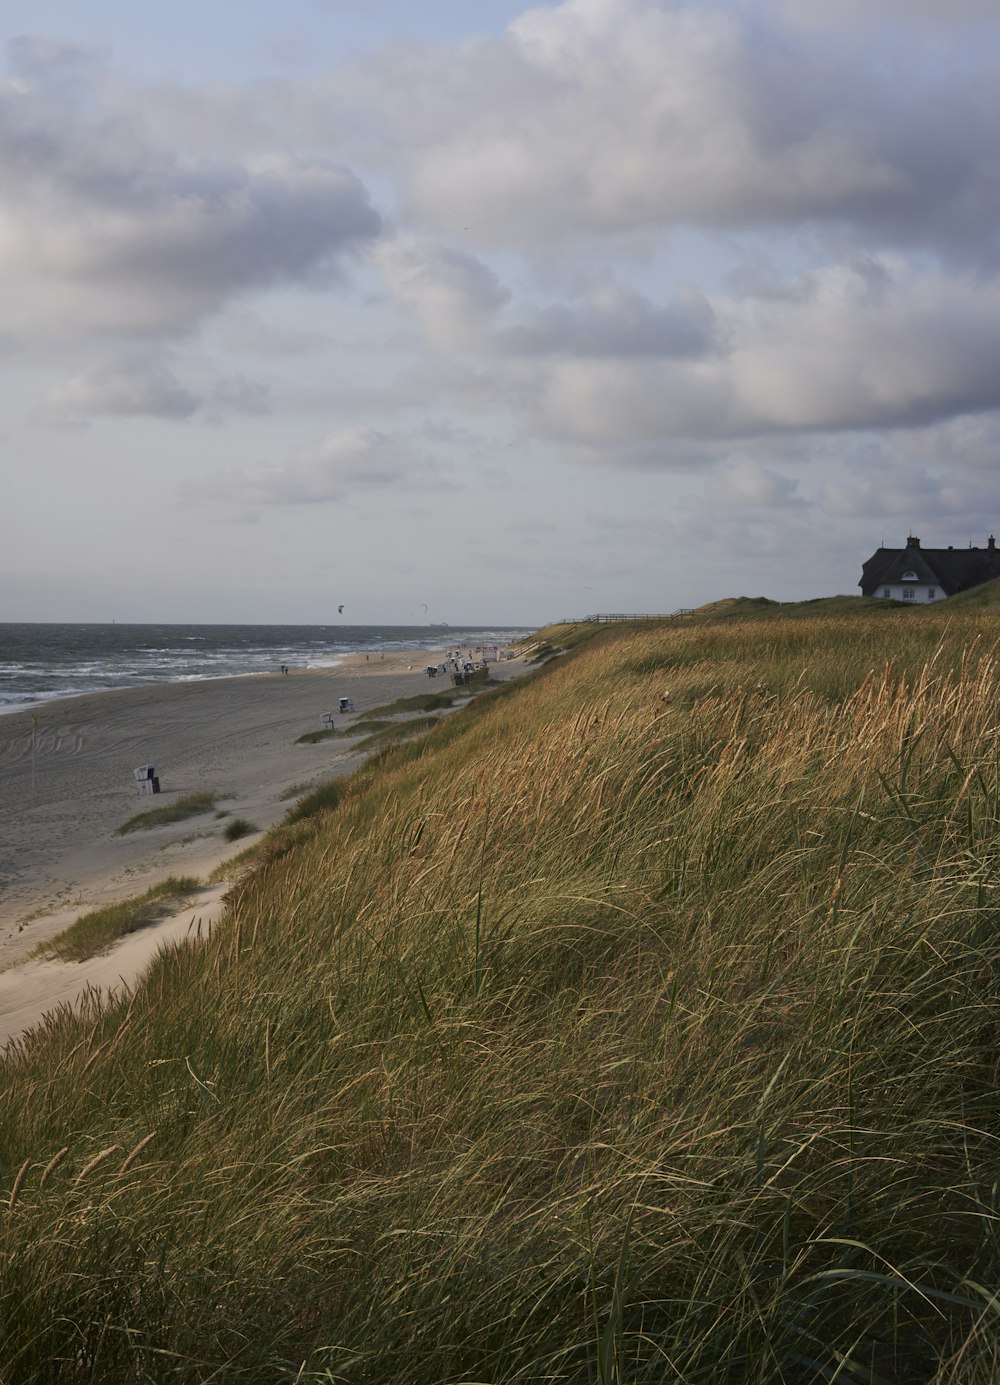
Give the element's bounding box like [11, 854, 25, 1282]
[2, 609, 1000, 1382]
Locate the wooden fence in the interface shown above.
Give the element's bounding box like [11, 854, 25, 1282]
[556, 610, 693, 624]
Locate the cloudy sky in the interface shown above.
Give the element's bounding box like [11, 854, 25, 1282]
[2, 0, 999, 624]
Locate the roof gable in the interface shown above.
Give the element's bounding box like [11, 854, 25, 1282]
[860, 540, 1000, 596]
[873, 550, 942, 587]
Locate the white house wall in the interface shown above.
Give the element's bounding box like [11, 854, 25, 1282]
[878, 584, 945, 602]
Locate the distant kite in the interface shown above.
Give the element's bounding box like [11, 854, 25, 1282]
[337, 604, 345, 615]
[419, 603, 428, 614]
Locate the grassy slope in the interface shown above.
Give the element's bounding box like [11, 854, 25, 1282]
[941, 576, 1000, 610]
[2, 611, 1000, 1381]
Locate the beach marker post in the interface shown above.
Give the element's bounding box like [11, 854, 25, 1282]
[31, 712, 37, 796]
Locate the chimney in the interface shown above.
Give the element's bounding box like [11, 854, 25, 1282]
[989, 535, 996, 552]
[906, 535, 920, 548]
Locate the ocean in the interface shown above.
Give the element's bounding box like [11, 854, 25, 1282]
[0, 623, 533, 714]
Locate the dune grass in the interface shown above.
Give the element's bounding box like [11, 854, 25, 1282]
[29, 875, 201, 962]
[207, 842, 267, 884]
[3, 608, 1000, 1381]
[278, 779, 319, 800]
[282, 778, 344, 824]
[222, 817, 257, 843]
[368, 690, 461, 714]
[114, 791, 220, 835]
[941, 574, 1000, 609]
[295, 689, 480, 744]
[352, 712, 442, 749]
[295, 718, 393, 744]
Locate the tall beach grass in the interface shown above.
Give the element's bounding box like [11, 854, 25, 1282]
[2, 608, 999, 1381]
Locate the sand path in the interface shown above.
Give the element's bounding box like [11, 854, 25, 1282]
[0, 886, 228, 1048]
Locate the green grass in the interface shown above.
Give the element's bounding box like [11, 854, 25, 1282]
[282, 778, 344, 824]
[222, 817, 257, 842]
[295, 691, 491, 744]
[693, 591, 918, 621]
[365, 690, 461, 715]
[115, 791, 220, 835]
[522, 621, 618, 655]
[29, 876, 201, 962]
[279, 780, 319, 800]
[940, 574, 1000, 609]
[295, 727, 341, 744]
[295, 719, 393, 744]
[352, 713, 442, 750]
[5, 608, 1000, 1381]
[208, 842, 269, 883]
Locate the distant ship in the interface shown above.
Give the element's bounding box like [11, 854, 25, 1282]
[430, 621, 449, 628]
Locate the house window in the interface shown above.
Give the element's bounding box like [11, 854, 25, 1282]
[902, 587, 915, 599]
[928, 587, 936, 599]
[883, 588, 891, 598]
[902, 570, 918, 581]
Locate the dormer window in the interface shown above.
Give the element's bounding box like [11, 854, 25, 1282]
[901, 570, 918, 581]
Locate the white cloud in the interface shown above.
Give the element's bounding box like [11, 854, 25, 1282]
[0, 39, 381, 340]
[394, 2, 897, 239]
[295, 0, 1000, 275]
[47, 359, 272, 421]
[47, 361, 200, 420]
[498, 283, 716, 359]
[204, 375, 273, 419]
[900, 415, 1000, 472]
[702, 459, 806, 510]
[376, 247, 1000, 449]
[214, 308, 333, 358]
[371, 235, 509, 350]
[6, 5, 1000, 622]
[314, 0, 995, 266]
[198, 425, 459, 506]
[819, 464, 967, 520]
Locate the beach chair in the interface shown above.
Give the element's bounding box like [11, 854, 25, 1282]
[133, 765, 160, 796]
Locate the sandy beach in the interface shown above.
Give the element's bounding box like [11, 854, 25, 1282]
[0, 649, 528, 1044]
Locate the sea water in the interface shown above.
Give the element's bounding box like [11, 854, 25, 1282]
[0, 623, 533, 713]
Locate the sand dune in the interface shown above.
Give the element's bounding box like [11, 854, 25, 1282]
[0, 650, 527, 1044]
